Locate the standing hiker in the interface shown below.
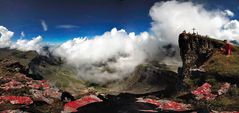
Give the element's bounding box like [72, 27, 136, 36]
[224, 40, 232, 56]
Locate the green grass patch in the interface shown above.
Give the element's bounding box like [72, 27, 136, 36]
[204, 53, 239, 77]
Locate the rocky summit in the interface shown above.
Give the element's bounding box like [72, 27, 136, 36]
[0, 33, 239, 113]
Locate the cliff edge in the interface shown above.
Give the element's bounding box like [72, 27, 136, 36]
[178, 32, 239, 111]
[178, 32, 239, 79]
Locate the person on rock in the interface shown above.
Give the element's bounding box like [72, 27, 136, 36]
[223, 40, 232, 56]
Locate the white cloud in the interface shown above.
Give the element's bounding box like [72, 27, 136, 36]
[223, 9, 234, 17]
[149, 1, 237, 45]
[218, 20, 239, 40]
[53, 1, 239, 84]
[11, 36, 43, 52]
[53, 28, 160, 84]
[0, 26, 13, 48]
[0, 26, 43, 52]
[20, 31, 25, 38]
[41, 20, 48, 31]
[56, 25, 79, 29]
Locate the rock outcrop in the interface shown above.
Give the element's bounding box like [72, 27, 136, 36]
[178, 33, 224, 79]
[178, 32, 239, 111]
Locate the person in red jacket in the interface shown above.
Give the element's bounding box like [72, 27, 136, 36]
[224, 40, 232, 55]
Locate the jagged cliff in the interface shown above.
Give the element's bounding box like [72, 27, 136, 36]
[179, 33, 225, 79]
[178, 33, 239, 111]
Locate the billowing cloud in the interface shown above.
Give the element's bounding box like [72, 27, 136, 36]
[56, 25, 79, 29]
[0, 26, 13, 48]
[219, 20, 239, 40]
[149, 1, 238, 45]
[41, 20, 48, 31]
[0, 26, 43, 52]
[10, 36, 43, 52]
[52, 1, 239, 84]
[53, 28, 160, 84]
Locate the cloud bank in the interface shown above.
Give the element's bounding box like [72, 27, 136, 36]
[10, 36, 43, 52]
[53, 28, 160, 83]
[0, 26, 43, 52]
[1, 0, 239, 84]
[54, 0, 239, 83]
[149, 0, 239, 45]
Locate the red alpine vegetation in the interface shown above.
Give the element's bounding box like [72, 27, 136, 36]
[140, 98, 161, 106]
[64, 95, 102, 112]
[191, 83, 216, 100]
[27, 80, 50, 90]
[27, 82, 42, 89]
[0, 80, 24, 90]
[0, 96, 33, 105]
[137, 98, 191, 111]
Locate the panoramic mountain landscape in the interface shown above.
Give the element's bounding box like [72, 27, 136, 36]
[0, 0, 239, 113]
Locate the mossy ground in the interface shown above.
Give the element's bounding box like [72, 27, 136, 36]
[204, 53, 239, 77]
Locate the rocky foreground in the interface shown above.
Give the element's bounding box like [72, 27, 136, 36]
[0, 33, 239, 113]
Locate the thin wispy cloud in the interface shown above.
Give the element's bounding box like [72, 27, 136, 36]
[223, 9, 234, 17]
[56, 25, 79, 29]
[40, 20, 48, 31]
[20, 31, 25, 38]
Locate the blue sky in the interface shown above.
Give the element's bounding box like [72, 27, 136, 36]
[0, 0, 238, 43]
